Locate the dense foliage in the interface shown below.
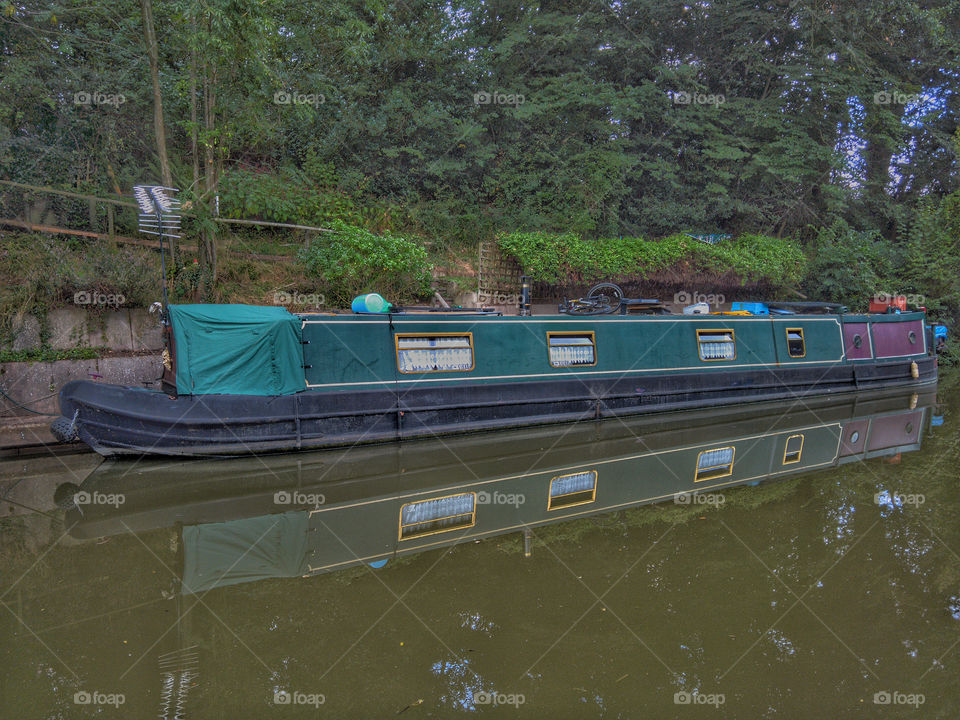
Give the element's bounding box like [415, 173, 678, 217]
[0, 0, 959, 314]
[497, 232, 806, 288]
[298, 221, 432, 305]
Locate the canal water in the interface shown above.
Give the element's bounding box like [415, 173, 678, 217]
[1, 382, 958, 718]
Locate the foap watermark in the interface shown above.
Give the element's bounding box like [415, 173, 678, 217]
[74, 90, 126, 108]
[674, 691, 725, 707]
[873, 292, 925, 306]
[478, 291, 522, 305]
[873, 690, 925, 708]
[671, 91, 725, 107]
[474, 691, 525, 708]
[74, 691, 125, 707]
[274, 490, 325, 508]
[874, 491, 925, 508]
[74, 290, 125, 307]
[476, 490, 525, 508]
[674, 491, 725, 507]
[273, 91, 325, 109]
[473, 90, 525, 107]
[273, 690, 325, 708]
[873, 91, 919, 106]
[74, 491, 125, 508]
[274, 291, 325, 307]
[674, 291, 725, 308]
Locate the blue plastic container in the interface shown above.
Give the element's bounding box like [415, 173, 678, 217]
[731, 302, 769, 315]
[352, 293, 391, 314]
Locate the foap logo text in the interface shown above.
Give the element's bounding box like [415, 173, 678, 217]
[674, 492, 725, 507]
[74, 691, 125, 707]
[474, 691, 525, 708]
[674, 690, 725, 707]
[274, 490, 326, 507]
[73, 491, 125, 508]
[74, 90, 126, 108]
[674, 291, 725, 307]
[476, 490, 525, 508]
[273, 690, 325, 707]
[873, 690, 925, 708]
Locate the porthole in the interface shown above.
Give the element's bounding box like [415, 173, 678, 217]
[908, 331, 917, 345]
[853, 334, 862, 349]
[850, 431, 860, 444]
[905, 422, 914, 434]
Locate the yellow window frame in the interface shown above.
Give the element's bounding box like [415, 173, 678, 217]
[546, 331, 597, 368]
[696, 329, 736, 361]
[783, 434, 804, 464]
[695, 446, 735, 482]
[547, 470, 598, 510]
[786, 327, 806, 358]
[394, 332, 475, 374]
[398, 492, 477, 540]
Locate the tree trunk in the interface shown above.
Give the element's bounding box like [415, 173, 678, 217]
[140, 0, 173, 189]
[189, 16, 200, 191]
[201, 54, 219, 286]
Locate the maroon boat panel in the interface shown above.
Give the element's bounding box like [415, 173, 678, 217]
[842, 322, 872, 359]
[839, 419, 869, 457]
[867, 410, 923, 451]
[872, 319, 925, 358]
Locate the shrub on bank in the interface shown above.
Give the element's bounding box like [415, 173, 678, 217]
[0, 235, 158, 346]
[298, 221, 432, 307]
[496, 231, 807, 289]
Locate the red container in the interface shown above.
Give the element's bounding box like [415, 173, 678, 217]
[869, 295, 907, 313]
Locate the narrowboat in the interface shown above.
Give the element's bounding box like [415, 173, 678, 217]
[61, 388, 936, 590]
[50, 292, 940, 457]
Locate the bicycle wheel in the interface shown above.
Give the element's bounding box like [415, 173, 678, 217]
[586, 283, 624, 313]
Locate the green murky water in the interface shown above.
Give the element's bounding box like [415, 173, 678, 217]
[1, 382, 958, 718]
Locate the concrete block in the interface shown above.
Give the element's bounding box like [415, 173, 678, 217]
[95, 355, 162, 389]
[47, 307, 98, 349]
[7, 314, 41, 351]
[0, 355, 161, 417]
[0, 358, 99, 415]
[129, 308, 165, 351]
[102, 310, 134, 352]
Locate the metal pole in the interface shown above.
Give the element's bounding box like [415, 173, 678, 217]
[157, 208, 170, 321]
[520, 275, 531, 316]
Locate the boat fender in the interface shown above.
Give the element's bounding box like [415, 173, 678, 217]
[910, 361, 919, 379]
[50, 410, 79, 443]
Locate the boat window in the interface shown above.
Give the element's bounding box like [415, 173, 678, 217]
[786, 328, 805, 357]
[548, 470, 598, 510]
[400, 493, 476, 539]
[697, 330, 735, 361]
[783, 434, 803, 464]
[547, 332, 596, 367]
[696, 446, 734, 482]
[396, 334, 474, 373]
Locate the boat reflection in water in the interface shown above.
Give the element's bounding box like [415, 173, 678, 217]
[64, 389, 935, 593]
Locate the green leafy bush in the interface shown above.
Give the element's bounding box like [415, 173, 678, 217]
[218, 166, 362, 227]
[899, 196, 960, 325]
[49, 242, 159, 308]
[496, 231, 806, 288]
[0, 235, 159, 346]
[298, 221, 432, 306]
[801, 220, 899, 312]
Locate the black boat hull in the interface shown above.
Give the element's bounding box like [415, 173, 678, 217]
[52, 356, 937, 456]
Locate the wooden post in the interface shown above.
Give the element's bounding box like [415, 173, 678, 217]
[107, 205, 115, 243]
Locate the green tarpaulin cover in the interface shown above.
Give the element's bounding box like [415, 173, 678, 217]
[169, 304, 304, 395]
[181, 512, 310, 593]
